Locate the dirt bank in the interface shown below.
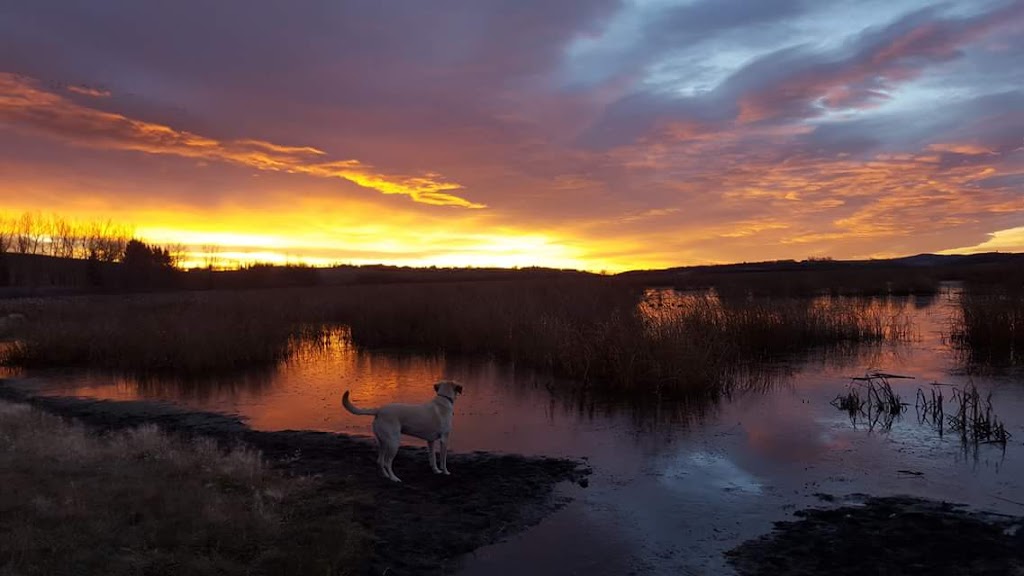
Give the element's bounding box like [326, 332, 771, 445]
[727, 496, 1024, 576]
[0, 381, 590, 576]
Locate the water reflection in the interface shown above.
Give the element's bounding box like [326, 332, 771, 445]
[13, 288, 960, 440]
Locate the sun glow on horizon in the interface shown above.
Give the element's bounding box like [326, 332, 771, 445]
[136, 222, 613, 271]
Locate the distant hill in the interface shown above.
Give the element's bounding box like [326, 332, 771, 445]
[613, 252, 1024, 294]
[616, 252, 1023, 277]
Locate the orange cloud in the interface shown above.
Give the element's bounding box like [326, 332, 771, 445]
[926, 142, 997, 155]
[0, 73, 483, 208]
[600, 115, 1023, 262]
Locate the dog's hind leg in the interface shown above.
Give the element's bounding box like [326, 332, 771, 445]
[381, 441, 401, 482]
[427, 440, 441, 474]
[373, 421, 402, 482]
[439, 435, 451, 475]
[376, 446, 391, 480]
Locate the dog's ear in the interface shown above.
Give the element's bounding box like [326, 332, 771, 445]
[454, 384, 464, 395]
[434, 383, 440, 392]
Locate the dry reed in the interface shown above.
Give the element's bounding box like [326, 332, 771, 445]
[830, 372, 910, 431]
[1, 280, 912, 397]
[950, 286, 1024, 366]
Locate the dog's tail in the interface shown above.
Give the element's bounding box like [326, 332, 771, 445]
[342, 391, 378, 416]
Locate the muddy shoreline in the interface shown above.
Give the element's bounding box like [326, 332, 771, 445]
[727, 496, 1024, 576]
[0, 380, 590, 576]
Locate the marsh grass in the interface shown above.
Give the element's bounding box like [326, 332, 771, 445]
[321, 283, 910, 397]
[1, 280, 911, 397]
[0, 400, 366, 576]
[0, 292, 325, 376]
[950, 286, 1024, 366]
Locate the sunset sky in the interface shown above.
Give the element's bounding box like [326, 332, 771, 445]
[2, 0, 1022, 271]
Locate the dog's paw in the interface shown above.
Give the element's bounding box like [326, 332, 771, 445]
[443, 470, 451, 476]
[432, 469, 443, 474]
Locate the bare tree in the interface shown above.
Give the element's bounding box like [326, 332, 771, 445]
[42, 214, 58, 257]
[0, 215, 13, 254]
[15, 212, 43, 254]
[51, 216, 77, 258]
[201, 244, 221, 270]
[72, 225, 90, 260]
[164, 243, 188, 269]
[110, 224, 132, 262]
[0, 211, 173, 267]
[83, 220, 132, 262]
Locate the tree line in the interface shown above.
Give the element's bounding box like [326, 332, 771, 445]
[0, 212, 184, 268]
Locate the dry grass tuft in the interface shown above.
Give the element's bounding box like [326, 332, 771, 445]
[0, 400, 365, 576]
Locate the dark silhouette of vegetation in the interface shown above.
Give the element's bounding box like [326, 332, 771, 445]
[1, 292, 306, 376]
[0, 211, 131, 262]
[1, 281, 910, 396]
[121, 239, 176, 291]
[951, 285, 1024, 366]
[618, 252, 1024, 298]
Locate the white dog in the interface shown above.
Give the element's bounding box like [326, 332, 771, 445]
[342, 380, 463, 482]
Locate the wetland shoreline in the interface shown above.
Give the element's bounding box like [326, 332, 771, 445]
[0, 379, 589, 575]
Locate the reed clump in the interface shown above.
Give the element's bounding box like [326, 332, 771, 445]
[948, 383, 1011, 444]
[950, 286, 1024, 366]
[0, 292, 322, 376]
[830, 372, 909, 430]
[916, 382, 1010, 445]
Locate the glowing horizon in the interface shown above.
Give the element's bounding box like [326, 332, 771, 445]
[2, 1, 1022, 270]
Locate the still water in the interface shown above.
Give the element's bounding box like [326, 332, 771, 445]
[8, 288, 1024, 574]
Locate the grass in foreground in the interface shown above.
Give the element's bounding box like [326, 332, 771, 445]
[0, 400, 366, 576]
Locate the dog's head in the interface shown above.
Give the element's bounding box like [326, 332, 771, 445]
[433, 380, 464, 399]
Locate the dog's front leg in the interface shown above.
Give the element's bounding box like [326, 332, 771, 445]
[439, 435, 451, 475]
[427, 440, 442, 473]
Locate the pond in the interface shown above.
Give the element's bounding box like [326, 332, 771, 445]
[5, 287, 1024, 574]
